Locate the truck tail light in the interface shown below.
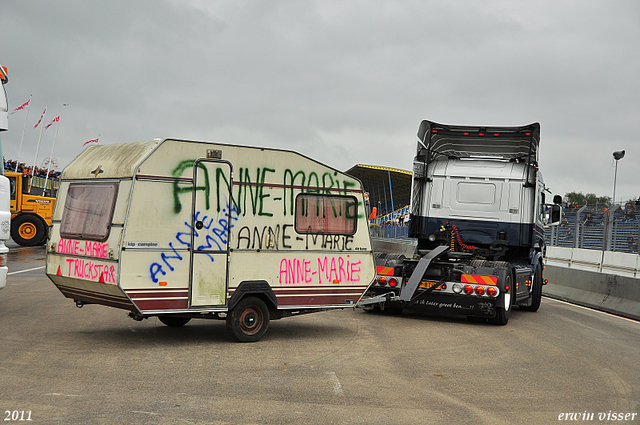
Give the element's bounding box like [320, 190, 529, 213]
[388, 278, 398, 287]
[0, 253, 6, 267]
[377, 276, 387, 286]
[463, 284, 474, 294]
[486, 286, 497, 297]
[475, 286, 485, 296]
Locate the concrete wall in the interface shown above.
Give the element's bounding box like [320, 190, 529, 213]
[543, 247, 640, 320]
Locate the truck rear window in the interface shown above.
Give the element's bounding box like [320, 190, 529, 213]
[295, 193, 357, 235]
[60, 182, 119, 241]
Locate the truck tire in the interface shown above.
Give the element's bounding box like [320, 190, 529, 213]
[158, 316, 191, 327]
[11, 214, 47, 247]
[226, 296, 270, 342]
[489, 269, 512, 326]
[520, 262, 543, 312]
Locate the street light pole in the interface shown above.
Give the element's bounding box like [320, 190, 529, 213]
[612, 150, 625, 206]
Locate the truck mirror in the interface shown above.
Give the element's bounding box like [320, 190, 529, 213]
[21, 175, 31, 195]
[548, 194, 563, 225]
[550, 205, 561, 224]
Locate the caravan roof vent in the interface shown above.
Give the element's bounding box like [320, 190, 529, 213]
[207, 149, 222, 159]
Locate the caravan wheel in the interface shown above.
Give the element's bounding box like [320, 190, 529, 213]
[226, 296, 270, 342]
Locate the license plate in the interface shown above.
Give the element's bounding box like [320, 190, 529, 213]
[419, 281, 438, 289]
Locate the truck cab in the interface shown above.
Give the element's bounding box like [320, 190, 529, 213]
[0, 64, 11, 288]
[361, 120, 561, 325]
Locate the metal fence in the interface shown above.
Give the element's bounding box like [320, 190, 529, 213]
[370, 224, 411, 240]
[370, 205, 640, 255]
[545, 205, 639, 254]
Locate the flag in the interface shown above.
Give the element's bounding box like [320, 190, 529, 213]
[10, 98, 30, 115]
[44, 116, 60, 130]
[33, 107, 46, 128]
[83, 137, 99, 147]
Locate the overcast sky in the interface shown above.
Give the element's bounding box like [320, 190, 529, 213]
[2, 0, 639, 203]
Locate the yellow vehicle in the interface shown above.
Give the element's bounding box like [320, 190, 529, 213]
[6, 171, 56, 246]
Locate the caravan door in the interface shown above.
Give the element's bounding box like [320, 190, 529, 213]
[189, 159, 232, 307]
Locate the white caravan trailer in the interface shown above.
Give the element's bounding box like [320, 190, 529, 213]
[46, 139, 375, 341]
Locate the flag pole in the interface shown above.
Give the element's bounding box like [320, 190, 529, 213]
[42, 104, 67, 196]
[14, 94, 32, 172]
[31, 105, 46, 177]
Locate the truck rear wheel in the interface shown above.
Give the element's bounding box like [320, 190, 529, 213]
[489, 269, 512, 326]
[11, 214, 47, 246]
[520, 263, 543, 312]
[226, 296, 270, 342]
[158, 316, 191, 327]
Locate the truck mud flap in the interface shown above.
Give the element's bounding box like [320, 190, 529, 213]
[409, 293, 497, 317]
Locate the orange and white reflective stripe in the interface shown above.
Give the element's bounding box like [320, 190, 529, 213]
[376, 266, 395, 276]
[461, 274, 498, 286]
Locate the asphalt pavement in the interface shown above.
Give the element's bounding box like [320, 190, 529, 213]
[1, 245, 638, 424]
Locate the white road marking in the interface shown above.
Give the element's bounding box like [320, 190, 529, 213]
[44, 393, 82, 397]
[326, 372, 344, 396]
[544, 296, 639, 324]
[8, 266, 46, 275]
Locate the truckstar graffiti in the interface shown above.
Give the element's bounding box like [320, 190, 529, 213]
[65, 258, 116, 284]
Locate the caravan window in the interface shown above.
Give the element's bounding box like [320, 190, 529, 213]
[60, 182, 119, 241]
[295, 193, 357, 235]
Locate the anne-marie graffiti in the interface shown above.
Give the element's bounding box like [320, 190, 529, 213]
[171, 161, 362, 219]
[149, 205, 238, 283]
[279, 255, 362, 285]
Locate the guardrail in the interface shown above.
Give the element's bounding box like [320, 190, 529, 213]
[543, 247, 640, 320]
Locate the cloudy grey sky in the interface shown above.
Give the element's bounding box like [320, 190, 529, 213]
[2, 0, 639, 203]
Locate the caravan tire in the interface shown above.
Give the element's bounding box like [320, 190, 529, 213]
[11, 214, 46, 247]
[226, 296, 270, 342]
[158, 316, 191, 327]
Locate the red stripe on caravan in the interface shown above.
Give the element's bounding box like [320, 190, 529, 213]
[134, 299, 189, 311]
[276, 294, 360, 307]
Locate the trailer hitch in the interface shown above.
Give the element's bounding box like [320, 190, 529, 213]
[356, 292, 399, 308]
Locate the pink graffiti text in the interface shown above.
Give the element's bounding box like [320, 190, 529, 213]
[279, 255, 361, 285]
[66, 258, 116, 284]
[58, 238, 109, 259]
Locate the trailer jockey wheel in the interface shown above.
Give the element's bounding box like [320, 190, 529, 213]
[158, 316, 192, 327]
[226, 296, 270, 342]
[11, 214, 46, 247]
